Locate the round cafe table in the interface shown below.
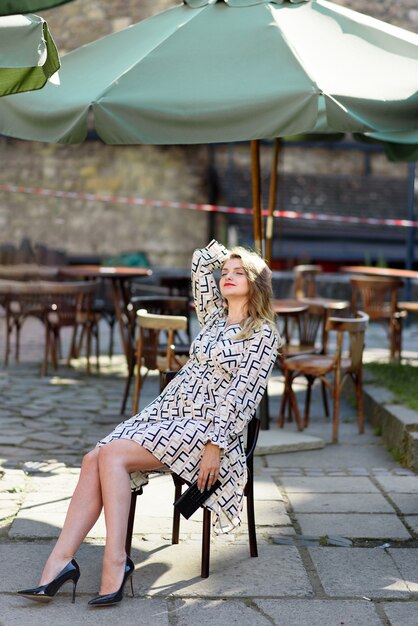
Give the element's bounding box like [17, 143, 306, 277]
[272, 298, 309, 344]
[58, 266, 152, 362]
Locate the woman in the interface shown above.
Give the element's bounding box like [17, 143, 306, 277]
[18, 240, 279, 607]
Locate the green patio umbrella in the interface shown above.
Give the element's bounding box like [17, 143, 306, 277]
[0, 0, 417, 143]
[0, 0, 74, 15]
[0, 0, 416, 249]
[0, 14, 60, 96]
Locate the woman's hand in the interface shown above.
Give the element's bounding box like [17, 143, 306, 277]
[198, 442, 221, 491]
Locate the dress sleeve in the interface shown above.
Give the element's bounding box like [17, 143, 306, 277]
[205, 325, 279, 450]
[191, 239, 229, 328]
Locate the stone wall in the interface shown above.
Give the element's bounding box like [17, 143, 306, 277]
[0, 0, 416, 266]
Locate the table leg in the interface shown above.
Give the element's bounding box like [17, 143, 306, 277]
[110, 280, 129, 360]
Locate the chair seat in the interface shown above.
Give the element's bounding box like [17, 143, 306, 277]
[282, 343, 320, 358]
[156, 354, 188, 370]
[285, 353, 351, 376]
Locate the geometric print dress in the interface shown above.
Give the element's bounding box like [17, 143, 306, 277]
[98, 240, 279, 533]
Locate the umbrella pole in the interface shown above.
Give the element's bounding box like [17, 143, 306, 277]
[266, 138, 280, 268]
[251, 139, 263, 256]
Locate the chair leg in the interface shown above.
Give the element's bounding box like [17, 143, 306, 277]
[303, 376, 314, 428]
[201, 508, 211, 578]
[245, 469, 258, 558]
[51, 329, 59, 370]
[278, 376, 288, 428]
[5, 314, 12, 366]
[172, 482, 182, 545]
[125, 490, 140, 557]
[42, 325, 50, 376]
[85, 323, 91, 375]
[95, 321, 100, 371]
[332, 372, 341, 444]
[108, 319, 115, 359]
[356, 370, 364, 434]
[321, 380, 329, 418]
[287, 376, 304, 431]
[132, 360, 143, 416]
[279, 369, 292, 427]
[121, 368, 134, 415]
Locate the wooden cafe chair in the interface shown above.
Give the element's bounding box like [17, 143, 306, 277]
[350, 276, 405, 361]
[131, 311, 189, 415]
[125, 371, 261, 578]
[120, 296, 191, 414]
[279, 311, 369, 443]
[292, 264, 322, 300]
[277, 302, 329, 430]
[42, 281, 99, 375]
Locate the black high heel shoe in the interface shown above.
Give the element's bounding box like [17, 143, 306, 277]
[88, 556, 134, 607]
[17, 559, 80, 603]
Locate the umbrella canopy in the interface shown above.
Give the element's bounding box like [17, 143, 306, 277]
[0, 0, 417, 143]
[0, 0, 74, 15]
[0, 14, 60, 97]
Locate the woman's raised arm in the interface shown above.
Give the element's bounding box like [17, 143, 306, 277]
[191, 239, 229, 327]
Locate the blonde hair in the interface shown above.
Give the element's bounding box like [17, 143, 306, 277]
[222, 246, 278, 341]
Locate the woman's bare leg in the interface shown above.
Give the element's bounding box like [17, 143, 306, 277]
[39, 448, 103, 585]
[97, 439, 164, 595]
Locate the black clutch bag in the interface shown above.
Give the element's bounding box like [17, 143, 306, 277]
[174, 479, 221, 520]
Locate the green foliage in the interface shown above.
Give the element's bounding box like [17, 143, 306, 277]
[374, 425, 382, 437]
[388, 447, 408, 467]
[365, 363, 418, 411]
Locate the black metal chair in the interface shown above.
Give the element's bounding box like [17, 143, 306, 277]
[125, 371, 261, 578]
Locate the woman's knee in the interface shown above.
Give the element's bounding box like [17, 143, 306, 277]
[97, 440, 125, 468]
[81, 447, 99, 473]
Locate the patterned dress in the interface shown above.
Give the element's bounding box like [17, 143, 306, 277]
[98, 240, 278, 533]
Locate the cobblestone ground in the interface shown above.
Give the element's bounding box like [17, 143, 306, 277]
[0, 315, 417, 626]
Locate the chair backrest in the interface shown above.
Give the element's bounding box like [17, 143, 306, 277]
[298, 302, 325, 348]
[326, 311, 369, 373]
[293, 264, 322, 300]
[350, 276, 403, 320]
[137, 311, 188, 370]
[4, 280, 97, 323]
[130, 295, 191, 345]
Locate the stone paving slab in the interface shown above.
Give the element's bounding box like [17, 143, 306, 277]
[287, 492, 395, 514]
[404, 515, 418, 533]
[171, 598, 271, 625]
[265, 442, 397, 470]
[388, 549, 418, 593]
[253, 475, 283, 501]
[387, 493, 418, 515]
[131, 542, 313, 598]
[308, 547, 412, 598]
[296, 513, 411, 539]
[279, 477, 380, 493]
[374, 476, 418, 493]
[255, 430, 325, 455]
[383, 602, 418, 626]
[254, 599, 384, 626]
[2, 595, 170, 626]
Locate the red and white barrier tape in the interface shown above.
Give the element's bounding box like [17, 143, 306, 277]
[1, 183, 417, 228]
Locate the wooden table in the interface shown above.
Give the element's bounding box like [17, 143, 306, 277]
[340, 265, 418, 281]
[273, 298, 309, 344]
[58, 266, 152, 361]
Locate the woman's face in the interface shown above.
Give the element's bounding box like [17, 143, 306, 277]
[220, 258, 250, 301]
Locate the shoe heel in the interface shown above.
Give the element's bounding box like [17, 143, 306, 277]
[129, 575, 134, 598]
[71, 579, 78, 604]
